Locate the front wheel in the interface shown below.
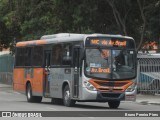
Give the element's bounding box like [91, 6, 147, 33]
[108, 101, 120, 109]
[63, 85, 75, 107]
[26, 83, 42, 103]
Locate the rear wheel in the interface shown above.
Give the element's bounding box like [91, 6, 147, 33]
[26, 83, 42, 103]
[63, 85, 75, 107]
[108, 101, 120, 109]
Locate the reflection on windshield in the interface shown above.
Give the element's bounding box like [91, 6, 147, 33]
[85, 49, 136, 79]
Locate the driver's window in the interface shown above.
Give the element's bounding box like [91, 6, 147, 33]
[114, 50, 125, 66]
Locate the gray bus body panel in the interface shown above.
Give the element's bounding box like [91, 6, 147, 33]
[49, 68, 82, 99]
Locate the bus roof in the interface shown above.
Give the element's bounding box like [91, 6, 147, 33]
[16, 33, 134, 47]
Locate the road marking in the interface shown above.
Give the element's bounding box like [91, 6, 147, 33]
[45, 107, 57, 110]
[88, 117, 95, 119]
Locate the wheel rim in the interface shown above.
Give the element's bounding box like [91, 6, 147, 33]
[64, 90, 70, 103]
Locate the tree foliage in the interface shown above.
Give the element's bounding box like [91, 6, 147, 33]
[0, 0, 159, 51]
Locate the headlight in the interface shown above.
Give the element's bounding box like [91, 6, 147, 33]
[125, 83, 136, 92]
[83, 81, 96, 91]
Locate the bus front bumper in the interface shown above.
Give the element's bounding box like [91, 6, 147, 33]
[79, 87, 136, 102]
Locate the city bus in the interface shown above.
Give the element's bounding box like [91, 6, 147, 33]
[13, 33, 137, 108]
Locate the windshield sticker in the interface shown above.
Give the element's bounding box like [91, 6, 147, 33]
[86, 67, 90, 72]
[113, 50, 116, 55]
[130, 51, 133, 54]
[90, 67, 111, 73]
[90, 63, 101, 68]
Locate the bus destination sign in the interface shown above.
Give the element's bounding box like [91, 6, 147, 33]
[85, 37, 136, 48]
[90, 39, 127, 47]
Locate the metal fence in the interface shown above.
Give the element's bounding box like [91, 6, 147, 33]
[137, 54, 160, 95]
[0, 54, 14, 85]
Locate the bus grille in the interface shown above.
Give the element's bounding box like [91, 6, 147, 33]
[89, 79, 133, 92]
[96, 82, 127, 87]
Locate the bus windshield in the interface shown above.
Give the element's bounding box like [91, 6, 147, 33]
[85, 48, 136, 80]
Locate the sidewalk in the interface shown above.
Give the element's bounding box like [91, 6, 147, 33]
[0, 83, 160, 105]
[136, 94, 160, 105]
[0, 83, 12, 88]
[0, 83, 13, 92]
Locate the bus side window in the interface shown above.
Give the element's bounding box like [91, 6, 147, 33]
[15, 47, 31, 67]
[51, 44, 63, 66]
[24, 47, 32, 66]
[15, 48, 25, 66]
[62, 44, 72, 66]
[33, 46, 43, 66]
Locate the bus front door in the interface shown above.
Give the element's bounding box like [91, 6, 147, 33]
[73, 47, 80, 98]
[44, 51, 51, 97]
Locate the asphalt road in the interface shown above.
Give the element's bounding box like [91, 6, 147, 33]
[0, 86, 160, 120]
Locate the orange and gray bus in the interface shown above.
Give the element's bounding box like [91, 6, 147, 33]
[13, 33, 137, 108]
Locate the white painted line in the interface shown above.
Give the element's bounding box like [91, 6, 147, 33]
[88, 117, 95, 119]
[45, 107, 57, 110]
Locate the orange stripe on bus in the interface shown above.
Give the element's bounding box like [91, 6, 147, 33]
[16, 40, 47, 47]
[36, 40, 47, 45]
[16, 42, 27, 47]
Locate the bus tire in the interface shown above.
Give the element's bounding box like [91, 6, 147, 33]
[108, 101, 120, 109]
[26, 83, 42, 103]
[63, 85, 75, 107]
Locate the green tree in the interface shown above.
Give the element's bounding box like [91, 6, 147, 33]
[0, 0, 159, 52]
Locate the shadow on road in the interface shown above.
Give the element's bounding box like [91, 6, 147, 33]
[17, 101, 128, 110]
